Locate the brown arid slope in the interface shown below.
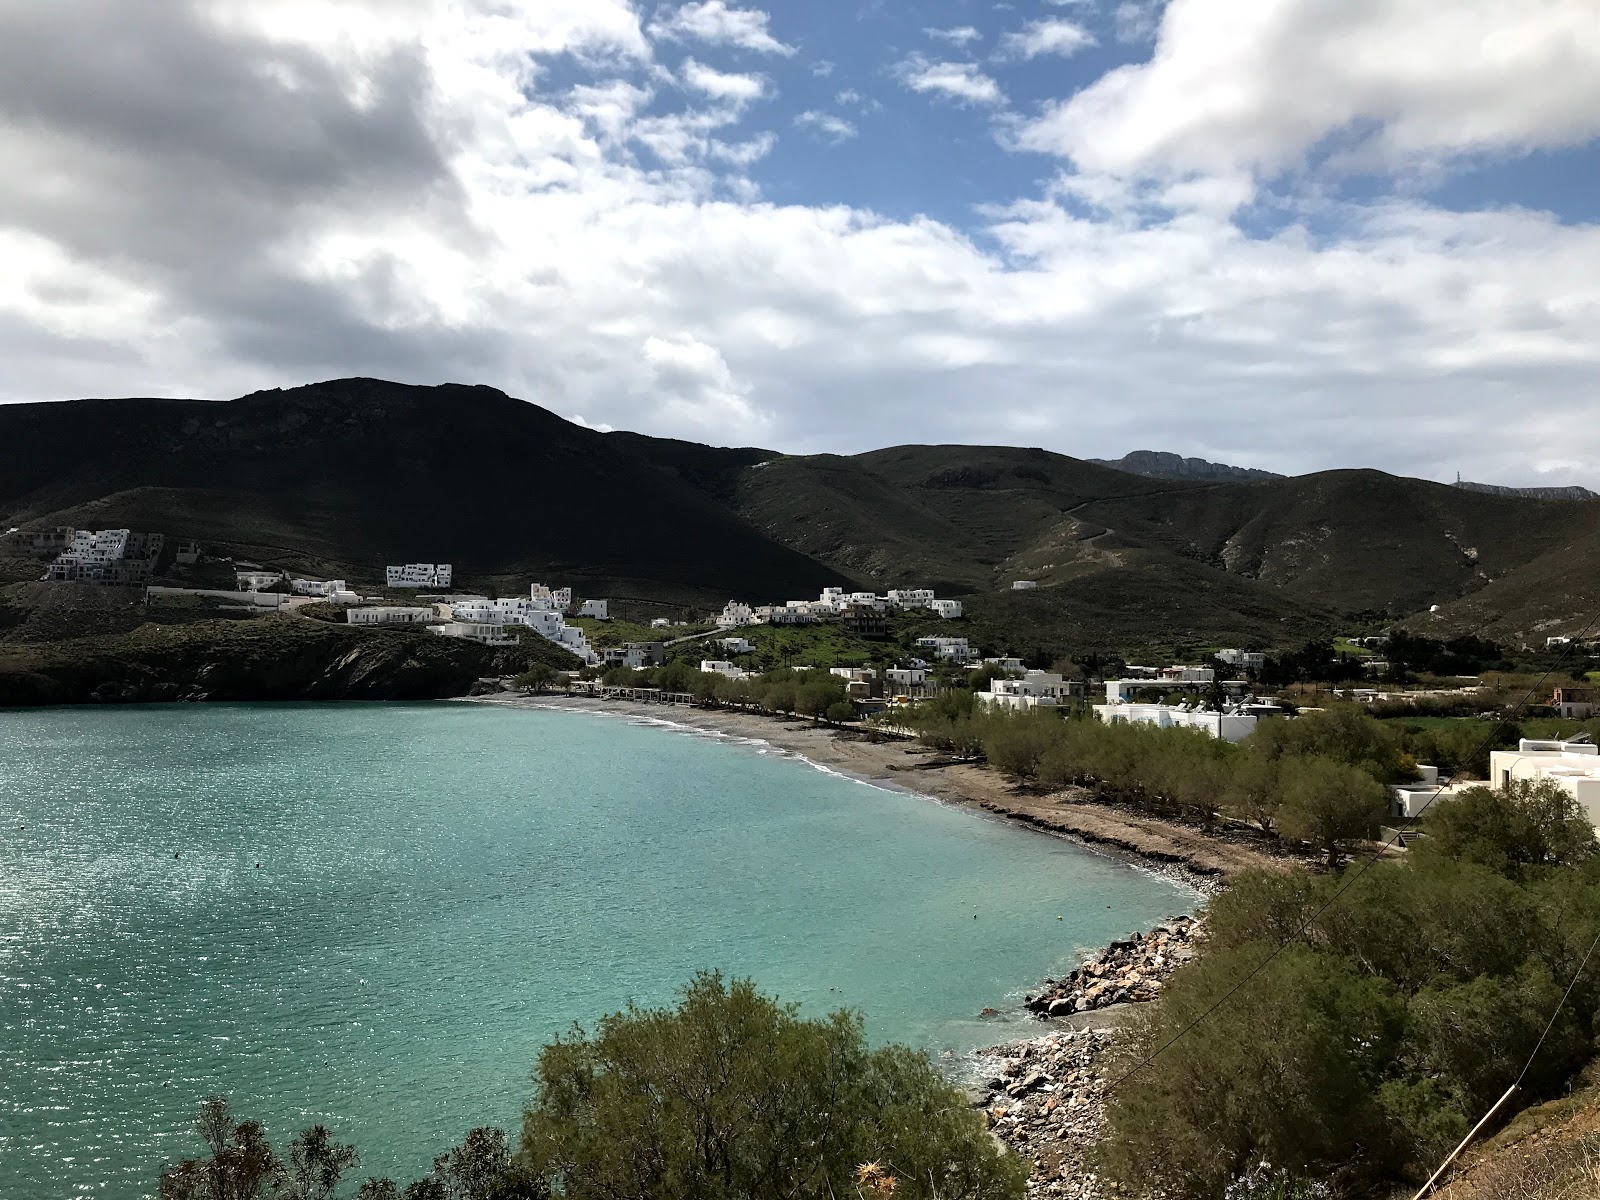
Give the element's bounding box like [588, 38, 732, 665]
[1434, 1075, 1600, 1200]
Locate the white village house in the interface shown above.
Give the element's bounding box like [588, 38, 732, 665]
[977, 670, 1070, 712]
[1092, 699, 1260, 742]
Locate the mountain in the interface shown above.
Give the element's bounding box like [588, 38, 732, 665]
[1453, 479, 1599, 501]
[1088, 450, 1284, 483]
[4, 378, 1600, 650]
[0, 379, 853, 605]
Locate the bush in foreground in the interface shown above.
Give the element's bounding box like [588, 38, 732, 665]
[1097, 781, 1600, 1197]
[521, 972, 1025, 1200]
[162, 974, 1023, 1200]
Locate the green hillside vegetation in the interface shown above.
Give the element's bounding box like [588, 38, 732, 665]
[902, 702, 1414, 866]
[1100, 779, 1600, 1197]
[161, 974, 1022, 1200]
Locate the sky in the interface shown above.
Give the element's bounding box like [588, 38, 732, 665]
[1, 0, 1598, 485]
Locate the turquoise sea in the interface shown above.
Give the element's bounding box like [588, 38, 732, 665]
[0, 703, 1194, 1196]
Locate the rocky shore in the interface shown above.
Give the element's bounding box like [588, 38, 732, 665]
[1022, 916, 1199, 1017]
[970, 916, 1204, 1197]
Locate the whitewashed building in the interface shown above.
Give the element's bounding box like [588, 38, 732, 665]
[350, 606, 436, 626]
[720, 637, 754, 655]
[700, 660, 750, 680]
[235, 569, 286, 591]
[716, 601, 756, 629]
[916, 636, 973, 663]
[930, 599, 963, 619]
[755, 605, 813, 625]
[984, 657, 1025, 674]
[1092, 701, 1258, 742]
[1161, 666, 1216, 683]
[1011, 580, 1038, 591]
[830, 667, 877, 684]
[1217, 649, 1267, 672]
[1488, 739, 1600, 827]
[577, 599, 609, 620]
[292, 578, 351, 598]
[886, 589, 935, 610]
[387, 563, 452, 588]
[978, 670, 1069, 712]
[886, 668, 927, 690]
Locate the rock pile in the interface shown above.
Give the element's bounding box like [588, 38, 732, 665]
[1024, 915, 1199, 1018]
[970, 1027, 1117, 1198]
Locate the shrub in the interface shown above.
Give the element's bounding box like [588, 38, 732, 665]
[520, 972, 1026, 1200]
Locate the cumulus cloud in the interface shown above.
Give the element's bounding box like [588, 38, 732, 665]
[795, 110, 857, 143]
[648, 1, 795, 56]
[679, 57, 766, 103]
[1, 0, 1599, 490]
[925, 26, 983, 47]
[997, 18, 1095, 59]
[893, 55, 1006, 106]
[1018, 0, 1600, 180]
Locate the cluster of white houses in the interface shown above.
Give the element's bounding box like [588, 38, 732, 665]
[1, 527, 170, 585]
[348, 581, 610, 664]
[715, 587, 963, 629]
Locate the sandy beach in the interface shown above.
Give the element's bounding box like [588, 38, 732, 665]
[456, 691, 1291, 890]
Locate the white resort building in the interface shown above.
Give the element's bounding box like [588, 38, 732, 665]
[387, 563, 452, 589]
[577, 599, 609, 619]
[978, 670, 1069, 712]
[42, 529, 165, 585]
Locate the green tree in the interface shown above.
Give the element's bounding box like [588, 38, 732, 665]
[1416, 779, 1598, 877]
[1100, 944, 1405, 1195]
[1276, 756, 1387, 868]
[160, 1096, 284, 1200]
[519, 972, 1025, 1200]
[514, 664, 559, 694]
[280, 1125, 359, 1200]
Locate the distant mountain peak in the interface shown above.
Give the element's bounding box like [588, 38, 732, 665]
[1090, 450, 1284, 483]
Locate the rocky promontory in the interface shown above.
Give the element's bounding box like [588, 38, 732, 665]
[1023, 916, 1199, 1018]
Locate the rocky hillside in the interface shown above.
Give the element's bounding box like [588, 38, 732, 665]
[1088, 450, 1284, 482]
[0, 614, 577, 708]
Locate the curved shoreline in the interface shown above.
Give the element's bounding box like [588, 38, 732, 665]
[454, 692, 1284, 892]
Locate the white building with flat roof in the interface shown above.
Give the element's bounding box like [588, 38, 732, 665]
[388, 563, 452, 588]
[886, 589, 935, 610]
[886, 667, 927, 690]
[700, 660, 750, 680]
[930, 599, 963, 619]
[577, 599, 609, 620]
[720, 637, 754, 654]
[916, 636, 972, 663]
[350, 606, 437, 626]
[235, 569, 286, 591]
[1092, 701, 1258, 742]
[1217, 650, 1267, 672]
[1011, 580, 1037, 590]
[978, 670, 1069, 712]
[1489, 739, 1600, 827]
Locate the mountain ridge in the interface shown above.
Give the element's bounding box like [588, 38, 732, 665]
[4, 378, 1598, 648]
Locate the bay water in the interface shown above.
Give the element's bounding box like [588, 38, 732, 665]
[0, 703, 1194, 1196]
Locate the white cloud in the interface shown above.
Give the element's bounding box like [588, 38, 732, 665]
[997, 18, 1095, 59]
[679, 58, 766, 103]
[795, 110, 857, 143]
[2, 0, 1600, 492]
[809, 60, 836, 77]
[894, 55, 1006, 106]
[648, 1, 795, 56]
[1019, 0, 1600, 181]
[925, 26, 983, 47]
